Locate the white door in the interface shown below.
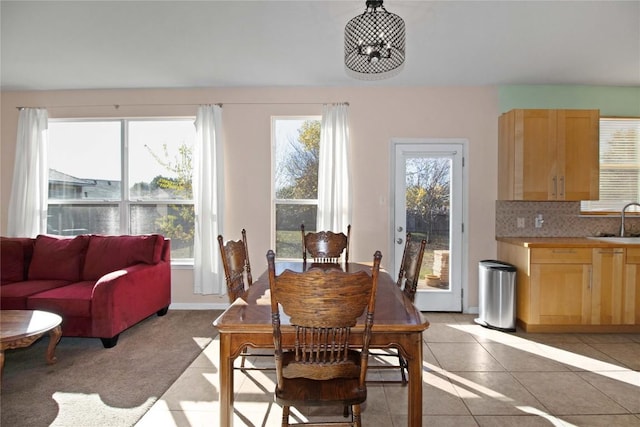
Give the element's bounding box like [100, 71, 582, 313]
[392, 139, 466, 312]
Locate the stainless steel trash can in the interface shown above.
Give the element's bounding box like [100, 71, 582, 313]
[475, 260, 517, 332]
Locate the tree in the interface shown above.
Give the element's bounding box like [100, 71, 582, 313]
[405, 158, 450, 243]
[276, 120, 320, 200]
[141, 142, 194, 253]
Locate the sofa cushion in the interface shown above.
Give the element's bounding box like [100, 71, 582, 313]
[1, 240, 24, 283]
[27, 281, 94, 317]
[28, 235, 90, 282]
[0, 279, 71, 310]
[82, 234, 164, 281]
[1, 237, 35, 283]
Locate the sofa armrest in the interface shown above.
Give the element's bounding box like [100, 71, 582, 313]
[90, 261, 171, 338]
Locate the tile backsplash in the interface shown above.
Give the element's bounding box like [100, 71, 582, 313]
[495, 201, 640, 237]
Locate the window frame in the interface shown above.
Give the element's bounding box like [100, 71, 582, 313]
[47, 117, 196, 264]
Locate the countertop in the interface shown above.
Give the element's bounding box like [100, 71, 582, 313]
[496, 237, 640, 248]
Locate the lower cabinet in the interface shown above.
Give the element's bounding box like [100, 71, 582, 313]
[625, 247, 640, 324]
[498, 242, 640, 332]
[591, 247, 625, 325]
[530, 248, 592, 326]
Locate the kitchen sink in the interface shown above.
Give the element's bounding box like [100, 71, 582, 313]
[587, 236, 640, 244]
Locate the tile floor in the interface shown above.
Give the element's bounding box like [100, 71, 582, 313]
[136, 313, 640, 427]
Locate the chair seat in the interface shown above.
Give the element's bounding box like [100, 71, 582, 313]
[275, 377, 366, 407]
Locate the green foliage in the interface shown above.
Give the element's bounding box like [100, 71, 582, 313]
[145, 142, 194, 250]
[276, 120, 320, 200]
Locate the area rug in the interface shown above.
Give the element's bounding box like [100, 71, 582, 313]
[1, 309, 222, 427]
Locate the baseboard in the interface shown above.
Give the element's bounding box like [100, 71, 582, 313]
[169, 302, 230, 310]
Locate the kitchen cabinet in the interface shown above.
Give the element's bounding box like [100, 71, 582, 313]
[530, 247, 592, 326]
[591, 247, 625, 324]
[625, 247, 640, 324]
[498, 109, 599, 201]
[497, 238, 640, 332]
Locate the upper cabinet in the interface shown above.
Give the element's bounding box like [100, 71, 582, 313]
[498, 109, 600, 201]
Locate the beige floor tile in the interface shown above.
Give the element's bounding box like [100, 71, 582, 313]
[450, 371, 547, 416]
[578, 334, 638, 344]
[475, 414, 568, 426]
[154, 366, 219, 412]
[423, 322, 480, 343]
[391, 415, 479, 427]
[576, 371, 640, 413]
[428, 342, 505, 372]
[481, 343, 571, 372]
[538, 342, 624, 371]
[560, 414, 640, 426]
[589, 342, 640, 370]
[512, 371, 628, 415]
[421, 372, 472, 416]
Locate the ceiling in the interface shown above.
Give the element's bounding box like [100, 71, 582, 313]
[1, 1, 639, 91]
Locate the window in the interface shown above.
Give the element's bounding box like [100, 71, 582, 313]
[47, 118, 196, 261]
[582, 118, 640, 213]
[272, 117, 321, 258]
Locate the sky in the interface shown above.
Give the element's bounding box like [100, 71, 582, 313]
[48, 119, 195, 183]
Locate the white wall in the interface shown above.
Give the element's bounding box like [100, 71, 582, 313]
[0, 86, 499, 311]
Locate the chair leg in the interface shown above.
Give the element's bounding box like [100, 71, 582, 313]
[352, 404, 362, 427]
[397, 350, 408, 385]
[240, 345, 247, 370]
[282, 405, 290, 427]
[343, 404, 349, 418]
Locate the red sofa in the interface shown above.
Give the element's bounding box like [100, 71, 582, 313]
[0, 234, 171, 348]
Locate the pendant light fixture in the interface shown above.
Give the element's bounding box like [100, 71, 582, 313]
[344, 0, 406, 80]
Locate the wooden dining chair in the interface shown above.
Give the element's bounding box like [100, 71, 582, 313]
[218, 229, 253, 302]
[267, 249, 382, 427]
[369, 233, 426, 385]
[300, 224, 351, 263]
[218, 229, 270, 371]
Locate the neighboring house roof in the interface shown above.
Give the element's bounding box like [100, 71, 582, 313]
[48, 169, 96, 186]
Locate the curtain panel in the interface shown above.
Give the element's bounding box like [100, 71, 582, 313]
[7, 108, 49, 237]
[317, 103, 352, 233]
[193, 105, 225, 295]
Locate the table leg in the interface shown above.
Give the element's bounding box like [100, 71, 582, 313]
[219, 334, 234, 427]
[46, 325, 62, 365]
[407, 334, 423, 427]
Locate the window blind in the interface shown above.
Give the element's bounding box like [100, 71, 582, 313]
[582, 118, 640, 212]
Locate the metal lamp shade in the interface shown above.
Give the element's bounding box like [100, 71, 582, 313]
[344, 1, 406, 80]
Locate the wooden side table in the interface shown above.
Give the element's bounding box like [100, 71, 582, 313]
[0, 310, 63, 379]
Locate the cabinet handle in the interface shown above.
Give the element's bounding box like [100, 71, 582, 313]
[588, 266, 592, 290]
[560, 176, 565, 198]
[552, 176, 557, 198]
[551, 249, 576, 254]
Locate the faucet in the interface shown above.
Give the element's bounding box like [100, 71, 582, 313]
[620, 202, 640, 237]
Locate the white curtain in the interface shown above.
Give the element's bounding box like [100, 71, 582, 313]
[193, 105, 225, 295]
[317, 103, 352, 232]
[7, 108, 49, 237]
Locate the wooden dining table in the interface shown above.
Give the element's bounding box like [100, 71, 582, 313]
[213, 261, 430, 427]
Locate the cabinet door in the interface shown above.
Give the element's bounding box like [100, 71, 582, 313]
[531, 263, 592, 325]
[556, 110, 600, 201]
[514, 109, 556, 200]
[591, 248, 624, 324]
[624, 248, 640, 324]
